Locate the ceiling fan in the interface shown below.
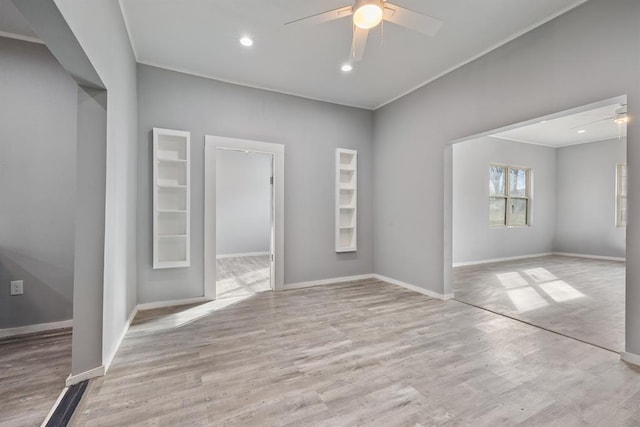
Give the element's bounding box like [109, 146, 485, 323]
[284, 0, 444, 62]
[571, 105, 629, 130]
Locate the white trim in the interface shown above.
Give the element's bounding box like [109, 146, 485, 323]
[452, 252, 625, 267]
[216, 251, 270, 259]
[553, 252, 625, 262]
[621, 352, 640, 367]
[284, 274, 375, 290]
[373, 274, 453, 301]
[490, 134, 622, 148]
[205, 137, 285, 298]
[374, 0, 588, 110]
[41, 387, 68, 427]
[453, 253, 553, 268]
[102, 307, 138, 374]
[0, 30, 44, 45]
[138, 60, 367, 110]
[136, 296, 212, 311]
[66, 365, 105, 387]
[117, 0, 139, 59]
[0, 319, 72, 339]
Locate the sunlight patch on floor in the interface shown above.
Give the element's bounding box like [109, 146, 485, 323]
[507, 287, 549, 313]
[524, 267, 557, 283]
[539, 280, 585, 302]
[497, 272, 529, 288]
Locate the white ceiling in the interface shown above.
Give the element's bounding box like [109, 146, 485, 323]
[492, 103, 627, 147]
[0, 0, 588, 110]
[118, 0, 587, 109]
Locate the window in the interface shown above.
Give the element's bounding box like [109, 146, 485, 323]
[616, 164, 627, 227]
[489, 164, 531, 227]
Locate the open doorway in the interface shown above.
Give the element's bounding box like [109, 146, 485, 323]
[215, 148, 274, 299]
[451, 96, 627, 352]
[204, 136, 285, 300]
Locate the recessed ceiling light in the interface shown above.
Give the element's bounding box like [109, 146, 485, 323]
[539, 120, 548, 124]
[577, 129, 586, 134]
[341, 64, 353, 72]
[240, 36, 253, 47]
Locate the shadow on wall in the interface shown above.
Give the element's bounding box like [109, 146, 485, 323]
[0, 249, 73, 329]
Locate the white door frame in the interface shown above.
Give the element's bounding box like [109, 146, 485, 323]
[204, 135, 285, 299]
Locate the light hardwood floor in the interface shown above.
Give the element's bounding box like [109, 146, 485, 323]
[453, 255, 625, 352]
[71, 278, 640, 426]
[216, 255, 271, 299]
[0, 329, 71, 427]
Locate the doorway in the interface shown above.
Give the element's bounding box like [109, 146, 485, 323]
[215, 148, 274, 299]
[448, 95, 628, 352]
[204, 136, 285, 300]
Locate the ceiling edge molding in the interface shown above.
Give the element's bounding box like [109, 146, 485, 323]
[137, 59, 373, 110]
[118, 0, 139, 60]
[0, 30, 44, 44]
[373, 0, 589, 110]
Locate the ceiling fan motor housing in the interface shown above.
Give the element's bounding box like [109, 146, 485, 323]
[353, 0, 385, 29]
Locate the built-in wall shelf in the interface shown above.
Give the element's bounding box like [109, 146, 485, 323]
[153, 128, 190, 269]
[336, 148, 357, 252]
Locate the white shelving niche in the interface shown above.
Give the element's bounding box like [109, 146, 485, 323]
[335, 148, 357, 252]
[153, 128, 191, 269]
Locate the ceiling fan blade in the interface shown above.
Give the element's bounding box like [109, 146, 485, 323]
[285, 5, 353, 27]
[570, 116, 614, 130]
[383, 3, 443, 36]
[351, 26, 369, 62]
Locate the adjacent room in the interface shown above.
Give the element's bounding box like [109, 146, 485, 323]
[452, 100, 628, 351]
[215, 148, 274, 299]
[1, 0, 640, 425]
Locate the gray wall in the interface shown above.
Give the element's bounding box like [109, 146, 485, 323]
[555, 138, 627, 258]
[0, 36, 77, 328]
[137, 64, 374, 303]
[372, 0, 640, 354]
[453, 137, 556, 264]
[216, 149, 272, 256]
[52, 0, 138, 367]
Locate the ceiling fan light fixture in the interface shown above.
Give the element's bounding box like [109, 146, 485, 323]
[353, 0, 384, 29]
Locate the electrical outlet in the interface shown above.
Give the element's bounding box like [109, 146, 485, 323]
[10, 280, 23, 296]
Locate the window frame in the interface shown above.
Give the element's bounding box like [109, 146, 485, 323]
[616, 163, 627, 228]
[489, 163, 532, 228]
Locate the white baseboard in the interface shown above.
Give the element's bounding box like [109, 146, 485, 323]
[453, 253, 553, 267]
[553, 252, 625, 262]
[103, 306, 139, 374]
[0, 319, 73, 339]
[621, 352, 640, 367]
[66, 365, 105, 387]
[373, 274, 453, 301]
[136, 296, 213, 311]
[453, 252, 625, 267]
[216, 251, 270, 259]
[284, 274, 375, 290]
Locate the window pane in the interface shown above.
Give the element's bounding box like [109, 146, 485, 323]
[619, 165, 627, 196]
[489, 197, 506, 226]
[620, 197, 627, 226]
[509, 198, 528, 226]
[489, 166, 506, 196]
[509, 168, 527, 197]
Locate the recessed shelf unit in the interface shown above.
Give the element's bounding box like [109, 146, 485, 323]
[153, 128, 190, 269]
[336, 148, 357, 252]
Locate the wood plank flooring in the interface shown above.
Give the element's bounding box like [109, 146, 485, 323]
[216, 255, 271, 299]
[71, 279, 640, 426]
[0, 329, 71, 427]
[453, 255, 625, 351]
